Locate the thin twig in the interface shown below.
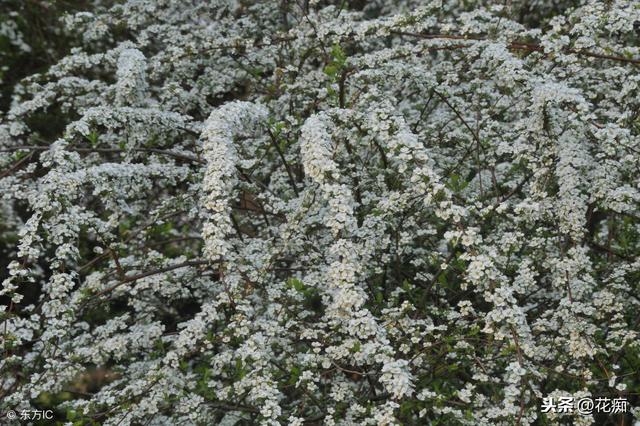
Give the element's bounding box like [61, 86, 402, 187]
[391, 32, 640, 65]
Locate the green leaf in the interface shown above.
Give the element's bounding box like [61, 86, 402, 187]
[323, 64, 338, 77]
[85, 130, 99, 147]
[66, 409, 77, 421]
[330, 43, 347, 66]
[12, 150, 28, 161]
[288, 366, 301, 384]
[287, 278, 305, 292]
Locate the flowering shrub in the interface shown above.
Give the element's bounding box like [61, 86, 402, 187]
[1, 1, 640, 425]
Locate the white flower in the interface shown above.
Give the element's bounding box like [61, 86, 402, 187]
[380, 359, 414, 399]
